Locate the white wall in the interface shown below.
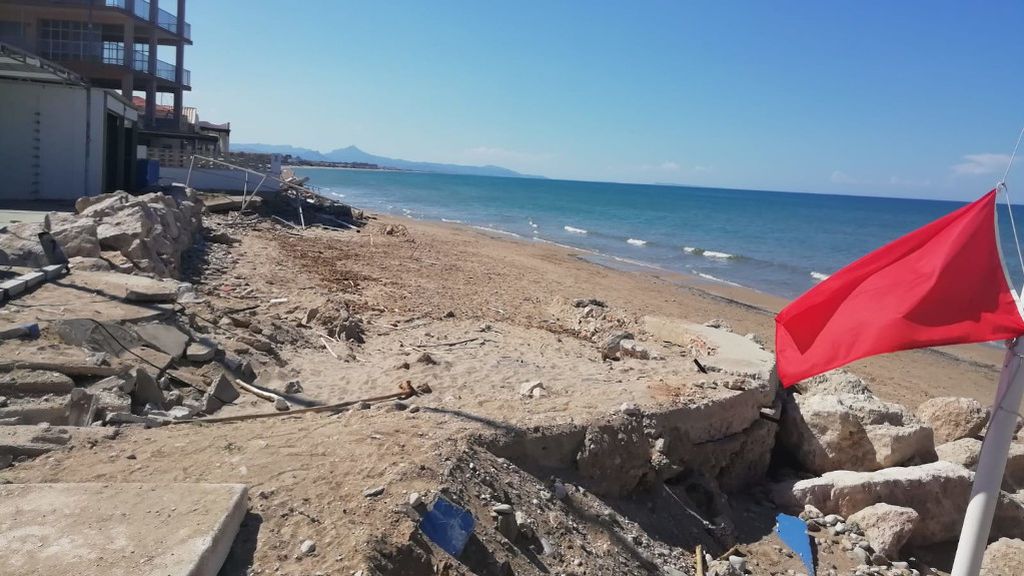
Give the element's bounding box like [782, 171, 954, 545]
[0, 79, 93, 200]
[161, 166, 283, 192]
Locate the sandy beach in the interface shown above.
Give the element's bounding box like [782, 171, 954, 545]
[2, 204, 1010, 575]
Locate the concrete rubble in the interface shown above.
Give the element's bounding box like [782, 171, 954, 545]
[0, 483, 247, 576]
[3, 187, 1024, 576]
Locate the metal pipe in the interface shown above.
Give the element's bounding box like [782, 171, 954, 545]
[951, 337, 1024, 575]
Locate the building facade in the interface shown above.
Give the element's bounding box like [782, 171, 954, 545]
[0, 0, 191, 131]
[0, 0, 231, 190]
[0, 42, 139, 200]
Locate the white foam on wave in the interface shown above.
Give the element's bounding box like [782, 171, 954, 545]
[564, 225, 587, 234]
[702, 250, 734, 259]
[441, 218, 463, 224]
[683, 246, 734, 259]
[695, 272, 742, 287]
[810, 271, 830, 282]
[626, 238, 647, 246]
[471, 225, 522, 238]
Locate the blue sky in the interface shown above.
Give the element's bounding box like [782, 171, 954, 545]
[180, 1, 1024, 200]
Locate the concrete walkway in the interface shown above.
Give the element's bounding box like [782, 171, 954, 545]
[0, 483, 248, 576]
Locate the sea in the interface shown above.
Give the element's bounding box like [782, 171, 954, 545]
[295, 168, 1024, 300]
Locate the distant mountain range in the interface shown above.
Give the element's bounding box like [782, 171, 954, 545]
[232, 143, 541, 179]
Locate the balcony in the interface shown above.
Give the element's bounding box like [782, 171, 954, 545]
[103, 0, 191, 40]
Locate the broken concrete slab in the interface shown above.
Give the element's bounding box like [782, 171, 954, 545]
[186, 340, 217, 362]
[66, 388, 99, 426]
[105, 412, 166, 427]
[0, 369, 74, 395]
[0, 424, 77, 457]
[206, 373, 240, 405]
[643, 316, 775, 381]
[64, 271, 180, 303]
[130, 367, 165, 408]
[18, 270, 45, 288]
[135, 322, 191, 358]
[0, 398, 69, 425]
[202, 194, 259, 213]
[0, 483, 248, 576]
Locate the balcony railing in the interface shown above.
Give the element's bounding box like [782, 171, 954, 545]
[155, 58, 190, 86]
[102, 0, 191, 40]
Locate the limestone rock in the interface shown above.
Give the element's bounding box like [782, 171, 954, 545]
[917, 396, 989, 444]
[779, 461, 971, 546]
[779, 391, 935, 474]
[68, 256, 112, 272]
[937, 438, 1024, 492]
[43, 212, 101, 259]
[847, 503, 919, 558]
[981, 538, 1024, 576]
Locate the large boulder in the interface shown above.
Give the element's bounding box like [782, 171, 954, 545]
[847, 503, 919, 558]
[778, 461, 1024, 546]
[0, 221, 47, 267]
[44, 212, 100, 258]
[917, 396, 989, 444]
[981, 538, 1024, 576]
[779, 390, 935, 474]
[96, 204, 157, 252]
[936, 438, 1024, 492]
[778, 461, 971, 546]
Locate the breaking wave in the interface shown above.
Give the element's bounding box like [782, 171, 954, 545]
[626, 238, 647, 246]
[564, 225, 588, 234]
[441, 218, 463, 223]
[471, 226, 522, 238]
[684, 246, 736, 259]
[695, 272, 743, 287]
[810, 271, 830, 282]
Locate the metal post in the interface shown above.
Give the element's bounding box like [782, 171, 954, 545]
[185, 154, 195, 188]
[951, 337, 1024, 575]
[298, 201, 306, 230]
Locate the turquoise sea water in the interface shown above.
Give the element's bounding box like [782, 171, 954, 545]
[296, 168, 1024, 299]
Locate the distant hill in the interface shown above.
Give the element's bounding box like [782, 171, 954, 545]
[233, 144, 541, 178]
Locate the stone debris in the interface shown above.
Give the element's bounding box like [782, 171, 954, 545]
[981, 537, 1024, 576]
[519, 380, 546, 399]
[779, 460, 1024, 546]
[299, 539, 317, 556]
[779, 381, 936, 474]
[935, 437, 1024, 491]
[363, 485, 385, 498]
[847, 503, 919, 558]
[916, 396, 989, 444]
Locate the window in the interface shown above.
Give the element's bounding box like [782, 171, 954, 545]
[37, 20, 101, 63]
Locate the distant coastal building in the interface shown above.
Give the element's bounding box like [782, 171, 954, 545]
[0, 0, 231, 200]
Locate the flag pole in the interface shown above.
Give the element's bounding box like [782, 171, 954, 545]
[950, 337, 1024, 576]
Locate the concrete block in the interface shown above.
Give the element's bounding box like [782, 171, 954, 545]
[18, 271, 45, 288]
[0, 278, 27, 299]
[42, 263, 68, 280]
[0, 483, 248, 576]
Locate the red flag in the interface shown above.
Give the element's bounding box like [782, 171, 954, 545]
[776, 190, 1024, 386]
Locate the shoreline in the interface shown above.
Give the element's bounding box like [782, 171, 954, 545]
[396, 213, 1005, 406]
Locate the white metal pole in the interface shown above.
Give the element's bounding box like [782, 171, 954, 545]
[185, 154, 195, 188]
[951, 337, 1024, 576]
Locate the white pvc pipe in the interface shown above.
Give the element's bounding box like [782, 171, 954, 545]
[951, 337, 1024, 576]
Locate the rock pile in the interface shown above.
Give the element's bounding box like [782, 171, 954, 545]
[778, 372, 936, 474]
[0, 188, 201, 278]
